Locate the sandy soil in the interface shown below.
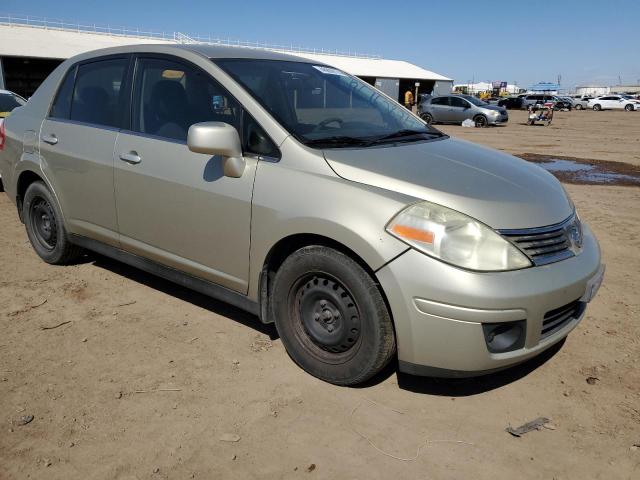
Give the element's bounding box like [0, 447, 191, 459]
[438, 109, 640, 166]
[1, 109, 639, 479]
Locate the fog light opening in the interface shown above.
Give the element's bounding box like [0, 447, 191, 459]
[482, 320, 526, 354]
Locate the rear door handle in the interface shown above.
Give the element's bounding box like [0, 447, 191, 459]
[42, 134, 58, 145]
[119, 152, 142, 165]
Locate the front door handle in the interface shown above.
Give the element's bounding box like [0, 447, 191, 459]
[42, 134, 58, 145]
[119, 152, 141, 165]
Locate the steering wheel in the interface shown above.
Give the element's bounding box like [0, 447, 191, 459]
[314, 117, 344, 131]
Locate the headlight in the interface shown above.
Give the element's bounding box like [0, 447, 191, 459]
[386, 201, 532, 271]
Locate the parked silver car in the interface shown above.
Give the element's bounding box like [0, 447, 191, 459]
[418, 94, 508, 127]
[570, 95, 593, 110]
[0, 45, 603, 385]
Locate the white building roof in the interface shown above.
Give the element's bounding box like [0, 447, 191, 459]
[0, 22, 451, 82]
[0, 24, 172, 59]
[289, 53, 451, 81]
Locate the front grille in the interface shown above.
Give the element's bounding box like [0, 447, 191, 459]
[541, 299, 584, 339]
[499, 216, 577, 266]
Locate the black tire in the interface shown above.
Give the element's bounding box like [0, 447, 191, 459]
[23, 181, 83, 264]
[474, 115, 487, 127]
[421, 112, 433, 124]
[271, 246, 396, 386]
[624, 104, 633, 111]
[575, 104, 583, 110]
[593, 104, 601, 111]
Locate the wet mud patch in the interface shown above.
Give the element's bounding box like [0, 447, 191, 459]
[517, 153, 640, 187]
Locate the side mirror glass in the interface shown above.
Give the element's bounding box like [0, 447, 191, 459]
[187, 122, 245, 178]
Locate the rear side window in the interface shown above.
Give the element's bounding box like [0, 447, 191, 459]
[50, 66, 76, 119]
[70, 58, 128, 128]
[449, 97, 468, 108]
[431, 97, 448, 105]
[132, 57, 241, 142]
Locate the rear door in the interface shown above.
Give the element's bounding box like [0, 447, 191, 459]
[113, 54, 266, 293]
[39, 56, 130, 246]
[599, 96, 616, 109]
[429, 96, 451, 121]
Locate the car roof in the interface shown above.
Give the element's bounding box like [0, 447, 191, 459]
[66, 43, 319, 64]
[177, 44, 316, 62]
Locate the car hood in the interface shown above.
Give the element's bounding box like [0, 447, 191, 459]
[323, 137, 572, 230]
[482, 105, 507, 113]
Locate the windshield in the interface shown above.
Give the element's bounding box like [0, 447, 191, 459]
[0, 93, 26, 114]
[215, 59, 444, 148]
[461, 95, 488, 107]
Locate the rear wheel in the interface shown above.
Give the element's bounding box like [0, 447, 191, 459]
[625, 104, 634, 111]
[474, 115, 487, 127]
[271, 246, 396, 386]
[575, 104, 583, 110]
[23, 181, 83, 264]
[593, 104, 601, 111]
[421, 112, 433, 124]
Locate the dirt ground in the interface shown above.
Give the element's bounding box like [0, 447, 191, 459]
[1, 109, 639, 479]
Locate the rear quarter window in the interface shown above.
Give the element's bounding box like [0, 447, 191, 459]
[50, 66, 76, 119]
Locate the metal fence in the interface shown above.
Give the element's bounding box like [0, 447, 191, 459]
[0, 13, 382, 59]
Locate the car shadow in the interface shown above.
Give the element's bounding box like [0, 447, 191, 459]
[359, 338, 566, 396]
[81, 252, 565, 393]
[88, 252, 279, 340]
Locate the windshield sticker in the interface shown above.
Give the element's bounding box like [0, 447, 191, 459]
[312, 65, 348, 76]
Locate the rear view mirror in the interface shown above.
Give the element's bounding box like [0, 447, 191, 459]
[187, 122, 245, 178]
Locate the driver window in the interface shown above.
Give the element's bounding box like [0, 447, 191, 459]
[132, 57, 241, 142]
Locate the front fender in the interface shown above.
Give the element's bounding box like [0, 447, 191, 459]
[248, 160, 413, 300]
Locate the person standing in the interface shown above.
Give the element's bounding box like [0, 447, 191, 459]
[404, 89, 414, 110]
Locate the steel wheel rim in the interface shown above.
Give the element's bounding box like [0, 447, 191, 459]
[30, 196, 58, 251]
[289, 273, 362, 363]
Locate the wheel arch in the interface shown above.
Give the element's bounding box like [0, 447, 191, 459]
[15, 169, 46, 222]
[257, 232, 401, 325]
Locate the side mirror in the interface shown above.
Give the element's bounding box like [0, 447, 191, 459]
[187, 122, 245, 178]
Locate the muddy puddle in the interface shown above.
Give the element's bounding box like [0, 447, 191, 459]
[517, 153, 640, 186]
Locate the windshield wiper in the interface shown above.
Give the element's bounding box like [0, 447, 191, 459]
[368, 129, 443, 145]
[304, 136, 372, 148]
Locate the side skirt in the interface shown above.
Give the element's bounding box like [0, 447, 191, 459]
[69, 234, 260, 317]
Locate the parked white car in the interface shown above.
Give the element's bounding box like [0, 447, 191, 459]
[587, 95, 637, 111]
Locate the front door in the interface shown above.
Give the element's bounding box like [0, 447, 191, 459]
[448, 96, 470, 123]
[113, 56, 258, 293]
[40, 56, 130, 246]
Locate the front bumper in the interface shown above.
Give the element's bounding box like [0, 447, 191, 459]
[489, 113, 509, 125]
[376, 224, 602, 377]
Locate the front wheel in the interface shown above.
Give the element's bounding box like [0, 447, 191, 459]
[271, 246, 396, 386]
[593, 104, 601, 111]
[421, 112, 433, 124]
[625, 104, 634, 111]
[23, 181, 83, 264]
[575, 104, 583, 110]
[474, 115, 487, 127]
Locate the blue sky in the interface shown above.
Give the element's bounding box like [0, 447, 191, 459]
[4, 0, 640, 88]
